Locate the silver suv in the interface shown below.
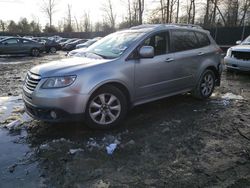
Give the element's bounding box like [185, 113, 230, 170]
[23, 24, 222, 129]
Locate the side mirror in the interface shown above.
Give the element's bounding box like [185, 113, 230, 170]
[236, 40, 241, 45]
[3, 42, 8, 45]
[139, 46, 154, 58]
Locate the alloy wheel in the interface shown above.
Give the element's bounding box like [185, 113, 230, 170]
[89, 93, 121, 125]
[200, 73, 214, 96]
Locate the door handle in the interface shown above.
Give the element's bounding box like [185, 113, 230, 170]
[198, 52, 205, 56]
[165, 58, 174, 63]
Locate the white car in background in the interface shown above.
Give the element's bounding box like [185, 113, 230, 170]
[68, 37, 102, 57]
[224, 36, 250, 71]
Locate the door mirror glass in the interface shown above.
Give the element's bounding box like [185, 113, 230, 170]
[139, 46, 154, 58]
[236, 40, 241, 45]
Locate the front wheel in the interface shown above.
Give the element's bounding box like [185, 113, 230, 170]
[31, 48, 40, 57]
[50, 47, 57, 53]
[192, 69, 215, 99]
[85, 86, 128, 129]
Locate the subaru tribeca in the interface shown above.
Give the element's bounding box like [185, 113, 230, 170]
[23, 24, 222, 129]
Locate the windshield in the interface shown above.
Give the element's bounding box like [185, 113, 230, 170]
[86, 32, 144, 59]
[242, 36, 250, 45]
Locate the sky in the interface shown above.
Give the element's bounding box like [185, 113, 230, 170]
[0, 0, 133, 27]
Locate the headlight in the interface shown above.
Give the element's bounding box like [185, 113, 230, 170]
[42, 76, 76, 88]
[226, 48, 232, 57]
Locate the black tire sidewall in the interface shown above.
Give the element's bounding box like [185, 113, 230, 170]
[50, 47, 56, 53]
[85, 86, 128, 129]
[198, 70, 215, 99]
[31, 48, 39, 57]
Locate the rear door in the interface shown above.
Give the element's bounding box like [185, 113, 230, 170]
[170, 29, 202, 89]
[20, 39, 34, 53]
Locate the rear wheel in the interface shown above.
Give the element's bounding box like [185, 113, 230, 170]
[31, 48, 40, 57]
[50, 47, 57, 53]
[85, 86, 127, 129]
[192, 69, 215, 99]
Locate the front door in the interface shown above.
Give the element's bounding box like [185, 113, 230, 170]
[134, 31, 179, 100]
[1, 38, 21, 54]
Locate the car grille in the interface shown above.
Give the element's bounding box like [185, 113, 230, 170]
[24, 72, 41, 92]
[232, 51, 250, 60]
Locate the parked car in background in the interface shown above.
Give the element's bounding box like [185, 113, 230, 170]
[48, 35, 61, 41]
[76, 37, 102, 49]
[0, 36, 14, 40]
[56, 38, 69, 43]
[34, 37, 61, 53]
[68, 38, 102, 56]
[23, 24, 222, 129]
[63, 39, 88, 51]
[224, 36, 250, 71]
[60, 38, 78, 49]
[0, 37, 44, 56]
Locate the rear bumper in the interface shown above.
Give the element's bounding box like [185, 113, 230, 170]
[224, 56, 250, 71]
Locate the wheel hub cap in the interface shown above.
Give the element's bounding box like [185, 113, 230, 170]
[89, 93, 121, 125]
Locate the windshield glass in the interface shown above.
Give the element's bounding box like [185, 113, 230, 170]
[242, 36, 250, 44]
[86, 32, 144, 59]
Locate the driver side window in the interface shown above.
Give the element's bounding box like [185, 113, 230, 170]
[5, 39, 19, 44]
[143, 32, 169, 56]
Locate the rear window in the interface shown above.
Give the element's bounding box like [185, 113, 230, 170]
[195, 32, 210, 47]
[171, 30, 200, 52]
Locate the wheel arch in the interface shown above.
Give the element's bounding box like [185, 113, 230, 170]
[88, 81, 132, 107]
[205, 65, 220, 86]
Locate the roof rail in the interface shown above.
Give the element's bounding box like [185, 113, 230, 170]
[169, 23, 203, 29]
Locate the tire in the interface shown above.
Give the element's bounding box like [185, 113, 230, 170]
[192, 69, 215, 99]
[50, 47, 57, 53]
[31, 48, 40, 57]
[85, 85, 128, 129]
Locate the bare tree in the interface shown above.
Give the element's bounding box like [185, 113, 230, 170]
[74, 16, 80, 32]
[239, 0, 250, 26]
[176, 0, 180, 23]
[127, 0, 132, 26]
[63, 4, 73, 32]
[102, 0, 116, 30]
[187, 0, 195, 24]
[41, 0, 57, 27]
[82, 12, 91, 32]
[0, 20, 6, 32]
[138, 0, 144, 24]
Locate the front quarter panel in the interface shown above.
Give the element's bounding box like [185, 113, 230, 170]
[75, 59, 134, 101]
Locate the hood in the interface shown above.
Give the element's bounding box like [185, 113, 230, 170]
[231, 44, 250, 52]
[30, 57, 111, 78]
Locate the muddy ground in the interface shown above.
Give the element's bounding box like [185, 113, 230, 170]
[0, 53, 250, 188]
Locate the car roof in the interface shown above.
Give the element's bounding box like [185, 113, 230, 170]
[124, 24, 207, 34]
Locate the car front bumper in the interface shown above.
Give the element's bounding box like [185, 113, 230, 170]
[224, 56, 250, 71]
[22, 86, 90, 122]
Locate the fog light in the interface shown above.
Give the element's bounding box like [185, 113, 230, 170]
[50, 111, 57, 119]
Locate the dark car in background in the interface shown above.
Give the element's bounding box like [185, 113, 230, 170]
[56, 38, 69, 43]
[68, 37, 102, 56]
[63, 39, 88, 51]
[59, 38, 78, 49]
[0, 36, 14, 41]
[75, 37, 101, 49]
[0, 37, 44, 56]
[33, 37, 61, 53]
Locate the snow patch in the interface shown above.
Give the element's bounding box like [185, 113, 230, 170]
[221, 93, 244, 100]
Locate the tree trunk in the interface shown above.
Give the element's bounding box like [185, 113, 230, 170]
[176, 0, 179, 23]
